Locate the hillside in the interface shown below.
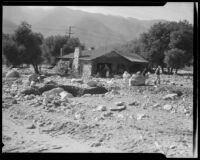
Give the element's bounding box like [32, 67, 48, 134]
[3, 7, 166, 48]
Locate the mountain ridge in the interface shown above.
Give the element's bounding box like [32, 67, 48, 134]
[3, 7, 167, 48]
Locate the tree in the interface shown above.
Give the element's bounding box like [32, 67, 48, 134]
[13, 22, 44, 73]
[3, 22, 44, 73]
[164, 48, 185, 74]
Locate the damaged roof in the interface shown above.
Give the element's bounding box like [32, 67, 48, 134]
[58, 46, 148, 63]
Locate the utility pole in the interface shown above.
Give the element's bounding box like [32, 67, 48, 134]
[67, 26, 75, 39]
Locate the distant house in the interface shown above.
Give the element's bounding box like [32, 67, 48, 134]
[57, 46, 148, 78]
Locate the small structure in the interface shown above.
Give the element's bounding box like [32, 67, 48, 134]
[57, 46, 148, 78]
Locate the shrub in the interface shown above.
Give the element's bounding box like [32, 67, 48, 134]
[55, 60, 69, 76]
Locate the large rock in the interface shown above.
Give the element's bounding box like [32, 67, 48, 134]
[96, 105, 107, 111]
[129, 75, 147, 86]
[71, 78, 83, 84]
[122, 71, 131, 79]
[43, 87, 64, 97]
[87, 80, 98, 87]
[28, 74, 40, 82]
[59, 91, 73, 100]
[110, 105, 126, 111]
[163, 93, 178, 100]
[115, 102, 125, 106]
[6, 70, 20, 79]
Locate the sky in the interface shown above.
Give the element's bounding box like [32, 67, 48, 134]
[21, 2, 194, 24]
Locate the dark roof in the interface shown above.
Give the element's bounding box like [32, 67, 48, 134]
[58, 46, 148, 63]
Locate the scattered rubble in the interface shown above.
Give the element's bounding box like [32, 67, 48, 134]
[2, 65, 193, 156]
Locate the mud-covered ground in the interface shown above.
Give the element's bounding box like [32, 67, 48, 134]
[2, 66, 194, 157]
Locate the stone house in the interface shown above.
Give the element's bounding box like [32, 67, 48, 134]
[57, 47, 148, 78]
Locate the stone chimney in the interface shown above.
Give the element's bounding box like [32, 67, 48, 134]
[60, 48, 63, 57]
[73, 47, 81, 72]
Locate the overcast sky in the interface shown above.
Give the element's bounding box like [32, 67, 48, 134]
[21, 2, 194, 23]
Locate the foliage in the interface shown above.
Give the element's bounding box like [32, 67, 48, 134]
[55, 60, 69, 76]
[3, 21, 44, 73]
[164, 48, 185, 70]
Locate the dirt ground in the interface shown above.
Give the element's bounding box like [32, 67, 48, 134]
[2, 66, 194, 157]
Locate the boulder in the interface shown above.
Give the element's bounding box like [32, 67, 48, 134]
[96, 105, 107, 111]
[28, 74, 40, 82]
[12, 99, 17, 104]
[129, 75, 146, 86]
[163, 93, 178, 100]
[115, 102, 125, 106]
[110, 105, 126, 111]
[71, 78, 83, 84]
[30, 81, 36, 87]
[59, 91, 73, 100]
[171, 90, 183, 97]
[6, 70, 20, 79]
[43, 87, 64, 97]
[87, 80, 98, 87]
[128, 101, 139, 106]
[122, 71, 131, 79]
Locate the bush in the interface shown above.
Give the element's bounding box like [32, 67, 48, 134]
[55, 60, 69, 76]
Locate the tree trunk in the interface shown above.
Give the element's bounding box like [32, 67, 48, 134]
[167, 67, 170, 74]
[175, 68, 178, 74]
[32, 63, 40, 74]
[170, 67, 174, 74]
[161, 67, 164, 74]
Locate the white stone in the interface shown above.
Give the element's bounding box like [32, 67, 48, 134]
[96, 105, 107, 111]
[152, 103, 160, 108]
[136, 113, 147, 120]
[71, 78, 83, 84]
[163, 93, 178, 100]
[163, 104, 172, 110]
[122, 71, 131, 80]
[59, 91, 73, 100]
[110, 105, 126, 111]
[43, 88, 64, 97]
[30, 81, 36, 87]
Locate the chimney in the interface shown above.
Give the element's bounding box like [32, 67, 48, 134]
[60, 48, 63, 57]
[73, 47, 81, 72]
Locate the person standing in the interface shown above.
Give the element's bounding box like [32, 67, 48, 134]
[155, 66, 161, 85]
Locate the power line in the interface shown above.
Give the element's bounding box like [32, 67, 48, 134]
[66, 26, 75, 38]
